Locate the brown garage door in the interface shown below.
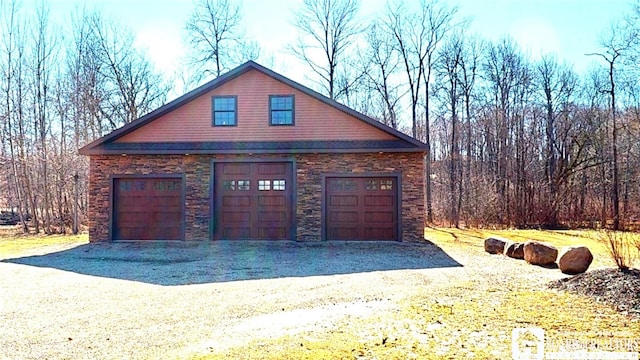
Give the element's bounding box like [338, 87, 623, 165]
[113, 177, 184, 240]
[214, 162, 293, 240]
[325, 177, 398, 240]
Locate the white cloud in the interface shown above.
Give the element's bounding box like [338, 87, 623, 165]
[510, 18, 561, 60]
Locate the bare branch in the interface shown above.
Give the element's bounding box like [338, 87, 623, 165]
[289, 0, 361, 100]
[185, 0, 258, 84]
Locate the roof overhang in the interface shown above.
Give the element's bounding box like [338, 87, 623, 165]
[81, 140, 427, 155]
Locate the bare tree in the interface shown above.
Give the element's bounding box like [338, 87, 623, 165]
[576, 67, 610, 225]
[185, 0, 258, 83]
[435, 33, 463, 227]
[421, 0, 457, 225]
[384, 0, 455, 224]
[29, 0, 57, 233]
[458, 35, 482, 224]
[0, 3, 174, 234]
[0, 0, 29, 232]
[535, 54, 577, 227]
[290, 0, 361, 100]
[586, 20, 637, 230]
[362, 21, 403, 128]
[67, 8, 106, 143]
[90, 13, 168, 129]
[483, 37, 531, 224]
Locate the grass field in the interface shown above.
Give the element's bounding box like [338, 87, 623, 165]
[0, 228, 88, 259]
[424, 227, 618, 268]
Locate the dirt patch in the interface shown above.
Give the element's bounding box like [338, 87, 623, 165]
[550, 268, 640, 317]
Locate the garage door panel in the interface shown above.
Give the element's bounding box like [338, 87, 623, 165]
[116, 212, 148, 223]
[151, 226, 181, 236]
[117, 228, 144, 240]
[365, 227, 395, 240]
[222, 227, 251, 239]
[258, 227, 287, 239]
[117, 212, 146, 220]
[152, 197, 182, 207]
[258, 163, 286, 174]
[154, 206, 182, 213]
[364, 195, 394, 206]
[113, 177, 184, 241]
[118, 226, 181, 241]
[328, 226, 358, 240]
[119, 204, 180, 213]
[326, 176, 398, 241]
[215, 162, 293, 240]
[149, 211, 181, 221]
[364, 211, 394, 223]
[117, 196, 155, 206]
[330, 195, 358, 206]
[222, 211, 250, 222]
[258, 211, 287, 222]
[154, 231, 181, 240]
[118, 206, 182, 217]
[258, 195, 286, 206]
[223, 195, 251, 206]
[329, 211, 358, 222]
[223, 163, 251, 175]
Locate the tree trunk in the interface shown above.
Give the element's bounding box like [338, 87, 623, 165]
[609, 61, 620, 230]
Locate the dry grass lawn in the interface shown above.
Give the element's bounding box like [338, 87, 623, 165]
[0, 227, 88, 259]
[426, 227, 617, 268]
[204, 288, 637, 360]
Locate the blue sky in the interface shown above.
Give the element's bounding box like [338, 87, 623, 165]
[46, 0, 632, 83]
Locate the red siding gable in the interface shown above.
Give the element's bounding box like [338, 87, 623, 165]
[117, 69, 395, 143]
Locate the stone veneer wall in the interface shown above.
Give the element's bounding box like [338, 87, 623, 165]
[88, 154, 209, 241]
[295, 152, 425, 241]
[88, 152, 425, 242]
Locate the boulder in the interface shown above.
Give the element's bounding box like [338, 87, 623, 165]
[557, 246, 593, 274]
[504, 242, 525, 259]
[484, 237, 508, 254]
[523, 241, 558, 266]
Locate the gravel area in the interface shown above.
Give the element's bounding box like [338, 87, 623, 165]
[0, 240, 569, 359]
[549, 268, 640, 317]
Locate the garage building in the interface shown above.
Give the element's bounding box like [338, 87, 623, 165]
[80, 61, 426, 241]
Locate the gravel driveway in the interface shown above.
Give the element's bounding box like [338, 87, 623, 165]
[0, 240, 566, 359]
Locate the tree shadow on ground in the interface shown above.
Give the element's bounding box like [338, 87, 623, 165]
[3, 241, 462, 286]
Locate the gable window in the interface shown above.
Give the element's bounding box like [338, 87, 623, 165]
[270, 95, 294, 125]
[212, 96, 237, 126]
